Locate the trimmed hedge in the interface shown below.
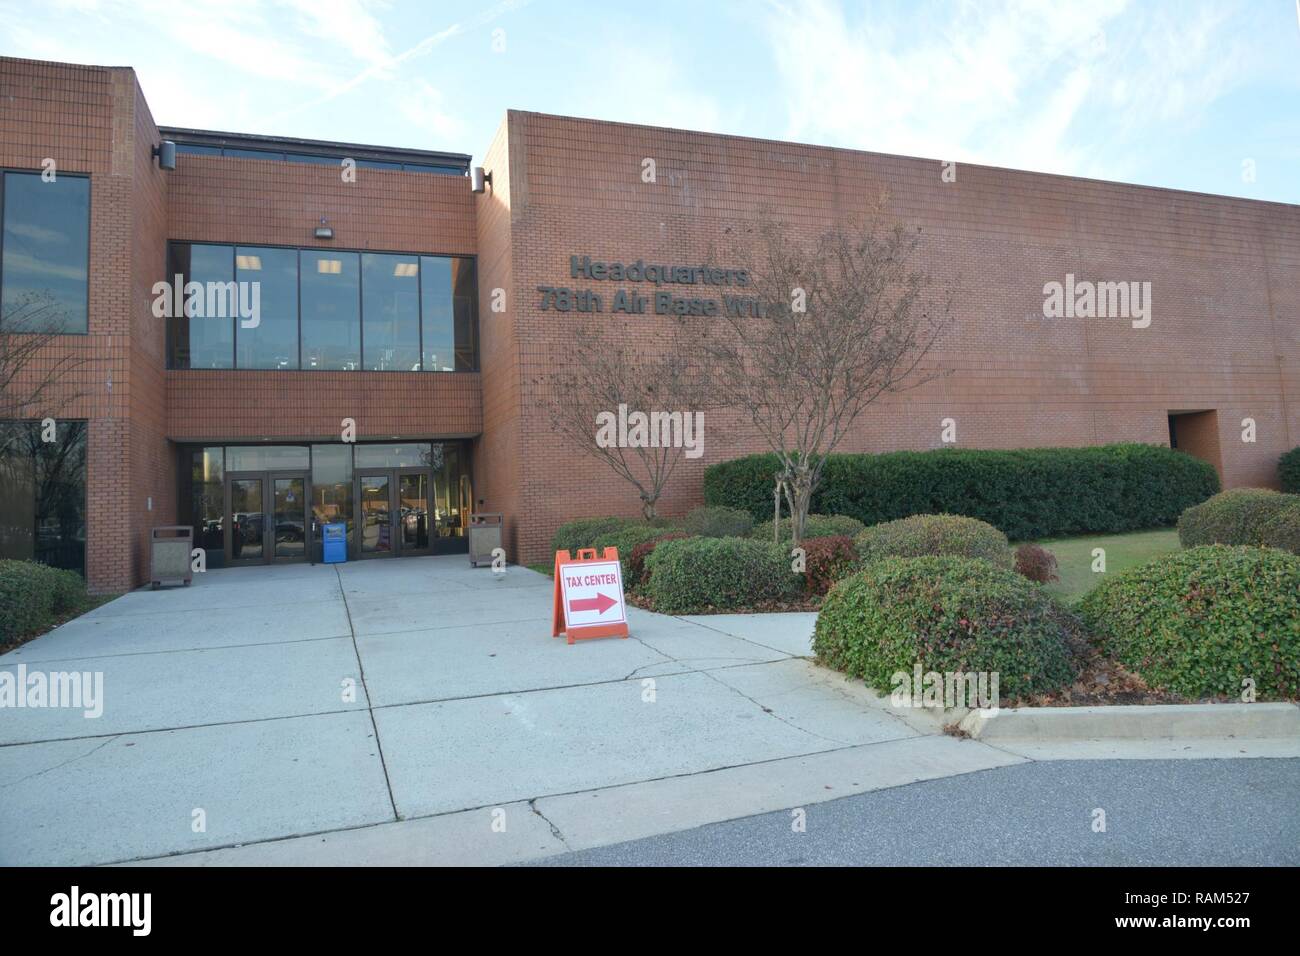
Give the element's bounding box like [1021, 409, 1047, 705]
[750, 513, 866, 542]
[705, 444, 1220, 541]
[813, 556, 1079, 697]
[592, 525, 675, 582]
[0, 560, 87, 645]
[626, 531, 689, 587]
[854, 513, 1012, 568]
[1258, 500, 1300, 556]
[676, 505, 754, 538]
[1014, 543, 1060, 583]
[1079, 546, 1300, 700]
[551, 516, 641, 556]
[1280, 447, 1300, 494]
[643, 537, 803, 613]
[802, 535, 860, 596]
[1176, 489, 1295, 549]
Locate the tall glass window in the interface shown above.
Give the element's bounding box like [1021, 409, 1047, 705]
[168, 243, 235, 369]
[186, 446, 225, 569]
[0, 420, 87, 574]
[1, 173, 91, 334]
[310, 444, 353, 561]
[301, 250, 360, 370]
[362, 253, 421, 371]
[421, 256, 478, 371]
[236, 247, 299, 369]
[165, 242, 477, 372]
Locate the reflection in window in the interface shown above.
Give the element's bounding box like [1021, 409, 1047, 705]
[362, 253, 421, 371]
[301, 250, 360, 370]
[168, 243, 235, 368]
[353, 443, 433, 468]
[225, 445, 310, 471]
[186, 447, 225, 569]
[0, 420, 87, 574]
[310, 444, 353, 560]
[421, 256, 478, 371]
[1, 173, 90, 334]
[236, 247, 299, 369]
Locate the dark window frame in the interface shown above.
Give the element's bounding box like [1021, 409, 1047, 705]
[166, 239, 479, 373]
[171, 144, 467, 176]
[0, 417, 89, 576]
[0, 168, 93, 337]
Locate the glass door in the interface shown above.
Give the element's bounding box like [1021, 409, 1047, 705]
[356, 472, 396, 557]
[270, 472, 309, 561]
[226, 473, 267, 564]
[397, 470, 431, 554]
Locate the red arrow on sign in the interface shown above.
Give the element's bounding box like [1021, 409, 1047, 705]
[569, 592, 617, 615]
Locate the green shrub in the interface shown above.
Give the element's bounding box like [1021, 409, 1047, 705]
[854, 513, 1012, 568]
[1176, 488, 1293, 548]
[626, 531, 690, 587]
[643, 536, 803, 613]
[1014, 543, 1060, 583]
[551, 516, 641, 556]
[750, 513, 866, 542]
[592, 524, 675, 581]
[1257, 499, 1300, 556]
[705, 444, 1220, 540]
[0, 560, 87, 645]
[676, 505, 754, 538]
[802, 535, 860, 595]
[813, 556, 1079, 697]
[1280, 447, 1300, 494]
[1078, 546, 1300, 699]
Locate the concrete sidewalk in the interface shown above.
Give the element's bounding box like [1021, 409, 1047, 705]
[2, 556, 1289, 866]
[2, 557, 952, 865]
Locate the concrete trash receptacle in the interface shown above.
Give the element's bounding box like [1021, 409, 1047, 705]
[151, 526, 193, 589]
[468, 514, 503, 568]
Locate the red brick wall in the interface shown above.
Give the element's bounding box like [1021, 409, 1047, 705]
[485, 111, 1300, 563]
[163, 150, 482, 448]
[0, 58, 159, 593]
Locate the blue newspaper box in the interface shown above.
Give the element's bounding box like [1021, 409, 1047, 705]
[322, 522, 347, 564]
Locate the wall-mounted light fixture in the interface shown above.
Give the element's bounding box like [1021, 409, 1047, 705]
[471, 166, 492, 193]
[152, 140, 176, 170]
[314, 217, 334, 240]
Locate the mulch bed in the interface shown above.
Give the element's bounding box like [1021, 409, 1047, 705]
[626, 591, 822, 614]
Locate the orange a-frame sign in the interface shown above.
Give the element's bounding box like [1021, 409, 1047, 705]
[552, 547, 630, 644]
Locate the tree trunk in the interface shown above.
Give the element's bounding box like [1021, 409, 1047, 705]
[640, 493, 658, 522]
[789, 467, 814, 546]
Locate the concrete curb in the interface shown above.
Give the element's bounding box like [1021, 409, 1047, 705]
[958, 702, 1300, 740]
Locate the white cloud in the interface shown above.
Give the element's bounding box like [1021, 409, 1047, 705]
[759, 0, 1249, 181]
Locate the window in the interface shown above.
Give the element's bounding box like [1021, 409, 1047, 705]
[185, 446, 225, 569]
[166, 242, 477, 372]
[301, 250, 360, 370]
[362, 253, 421, 371]
[0, 420, 87, 574]
[171, 143, 466, 175]
[421, 256, 478, 371]
[0, 172, 90, 334]
[354, 443, 433, 468]
[236, 246, 298, 369]
[310, 444, 353, 561]
[168, 243, 235, 368]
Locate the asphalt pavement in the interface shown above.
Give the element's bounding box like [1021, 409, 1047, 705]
[534, 758, 1300, 866]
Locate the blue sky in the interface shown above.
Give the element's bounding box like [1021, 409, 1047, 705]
[3, 0, 1299, 203]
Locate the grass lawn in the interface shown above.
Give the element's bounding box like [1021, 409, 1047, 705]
[1031, 528, 1181, 603]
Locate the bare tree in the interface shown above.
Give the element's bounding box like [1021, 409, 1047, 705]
[537, 321, 706, 521]
[698, 216, 949, 544]
[0, 291, 88, 458]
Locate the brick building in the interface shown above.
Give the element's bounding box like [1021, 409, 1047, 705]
[1, 57, 1296, 593]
